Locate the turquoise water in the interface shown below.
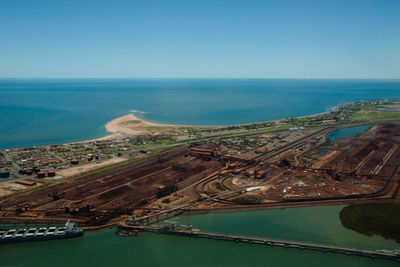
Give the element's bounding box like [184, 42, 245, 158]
[0, 79, 399, 149]
[0, 205, 397, 267]
[377, 107, 400, 111]
[326, 124, 372, 144]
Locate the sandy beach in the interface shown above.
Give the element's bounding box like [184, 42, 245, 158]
[105, 113, 177, 136]
[105, 114, 145, 135]
[104, 105, 337, 137]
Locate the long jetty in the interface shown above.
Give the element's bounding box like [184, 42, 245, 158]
[119, 224, 400, 262]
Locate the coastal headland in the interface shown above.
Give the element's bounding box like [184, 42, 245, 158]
[0, 99, 400, 237]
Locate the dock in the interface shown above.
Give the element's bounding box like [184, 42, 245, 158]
[119, 223, 400, 262]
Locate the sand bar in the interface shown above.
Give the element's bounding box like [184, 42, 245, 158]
[105, 113, 177, 136]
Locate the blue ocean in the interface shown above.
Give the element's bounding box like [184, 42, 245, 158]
[0, 79, 399, 149]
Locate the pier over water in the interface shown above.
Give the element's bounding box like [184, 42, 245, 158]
[119, 223, 400, 263]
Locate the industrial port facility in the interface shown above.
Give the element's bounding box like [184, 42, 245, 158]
[0, 100, 399, 261]
[0, 119, 399, 226]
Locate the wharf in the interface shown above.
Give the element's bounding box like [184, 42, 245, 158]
[119, 224, 400, 262]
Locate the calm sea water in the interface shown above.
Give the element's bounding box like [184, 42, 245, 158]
[0, 205, 398, 267]
[0, 79, 399, 149]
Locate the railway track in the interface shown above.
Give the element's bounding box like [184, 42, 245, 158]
[252, 127, 333, 162]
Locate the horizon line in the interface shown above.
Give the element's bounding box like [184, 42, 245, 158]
[0, 77, 400, 80]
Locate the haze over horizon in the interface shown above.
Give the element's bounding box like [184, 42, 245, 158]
[1, 0, 399, 79]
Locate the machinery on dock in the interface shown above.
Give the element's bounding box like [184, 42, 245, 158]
[161, 221, 198, 232]
[0, 220, 83, 245]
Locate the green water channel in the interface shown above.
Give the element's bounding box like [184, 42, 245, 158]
[0, 205, 398, 267]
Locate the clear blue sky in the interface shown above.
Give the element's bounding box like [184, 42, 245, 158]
[0, 0, 399, 78]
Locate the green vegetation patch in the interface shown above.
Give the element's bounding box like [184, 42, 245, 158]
[295, 175, 324, 184]
[339, 202, 400, 243]
[233, 195, 262, 205]
[319, 140, 333, 146]
[349, 109, 400, 122]
[125, 120, 142, 124]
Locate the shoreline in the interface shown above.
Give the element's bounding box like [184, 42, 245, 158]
[2, 99, 398, 149]
[102, 103, 344, 137]
[102, 98, 399, 138]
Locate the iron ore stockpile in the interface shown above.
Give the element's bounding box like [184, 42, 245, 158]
[1, 123, 400, 227]
[188, 123, 400, 210]
[0, 145, 223, 226]
[323, 124, 400, 179]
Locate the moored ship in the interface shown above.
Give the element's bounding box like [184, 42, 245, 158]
[0, 220, 83, 244]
